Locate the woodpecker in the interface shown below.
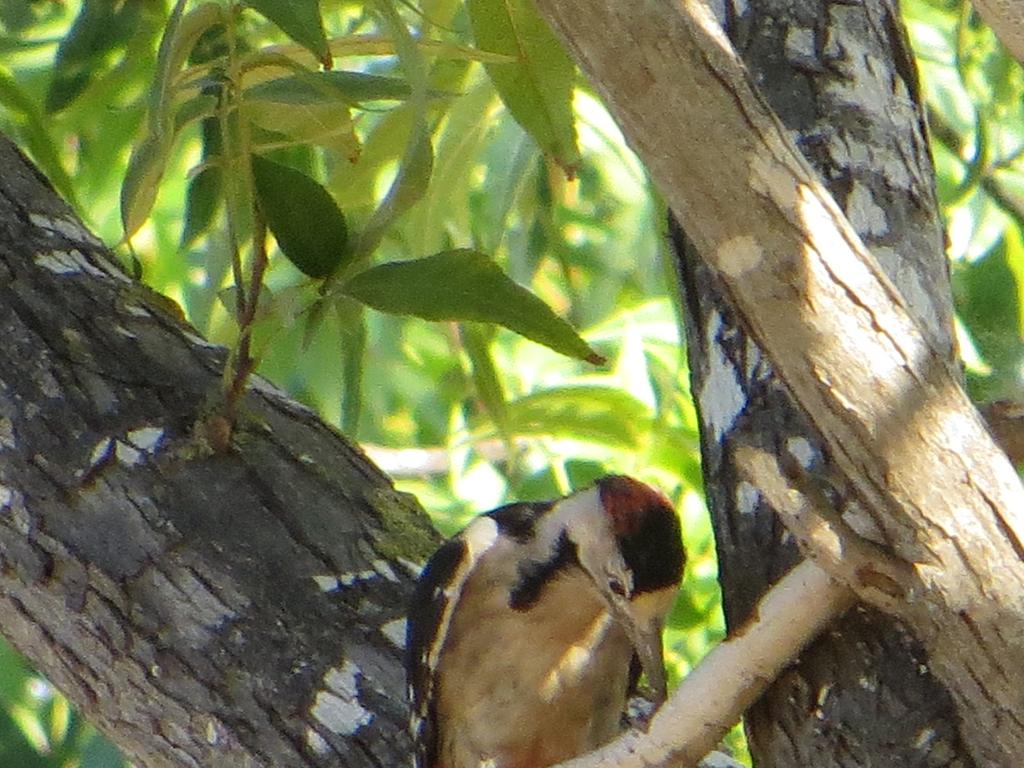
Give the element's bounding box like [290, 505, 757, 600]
[406, 475, 685, 768]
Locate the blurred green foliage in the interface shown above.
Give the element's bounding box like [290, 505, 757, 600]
[0, 0, 1020, 766]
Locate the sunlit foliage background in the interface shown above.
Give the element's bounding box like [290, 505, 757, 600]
[0, 0, 1020, 765]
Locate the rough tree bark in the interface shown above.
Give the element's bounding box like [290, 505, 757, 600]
[0, 136, 436, 767]
[533, 1, 1024, 767]
[677, 1, 972, 765]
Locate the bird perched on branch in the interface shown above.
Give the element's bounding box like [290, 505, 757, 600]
[406, 475, 685, 768]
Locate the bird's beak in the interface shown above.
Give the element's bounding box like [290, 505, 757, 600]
[609, 600, 668, 704]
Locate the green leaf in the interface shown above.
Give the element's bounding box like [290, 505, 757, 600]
[245, 70, 419, 105]
[467, 0, 579, 173]
[246, 89, 359, 159]
[958, 236, 1024, 400]
[45, 0, 140, 113]
[355, 121, 433, 257]
[341, 249, 603, 363]
[333, 297, 368, 434]
[244, 0, 330, 65]
[502, 386, 649, 449]
[181, 165, 221, 247]
[120, 133, 174, 241]
[461, 322, 509, 430]
[0, 705, 49, 768]
[251, 154, 349, 278]
[151, 2, 223, 135]
[351, 0, 434, 263]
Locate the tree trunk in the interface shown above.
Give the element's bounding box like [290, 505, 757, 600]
[675, 1, 972, 763]
[0, 136, 434, 767]
[533, 0, 1024, 766]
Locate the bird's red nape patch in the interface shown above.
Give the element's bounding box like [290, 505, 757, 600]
[597, 475, 672, 537]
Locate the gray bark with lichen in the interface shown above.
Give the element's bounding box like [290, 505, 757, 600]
[0, 135, 435, 767]
[676, 1, 972, 765]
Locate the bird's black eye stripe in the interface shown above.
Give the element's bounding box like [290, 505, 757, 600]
[509, 531, 578, 610]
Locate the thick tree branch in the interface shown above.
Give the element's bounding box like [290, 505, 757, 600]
[0, 137, 434, 767]
[534, 0, 1024, 764]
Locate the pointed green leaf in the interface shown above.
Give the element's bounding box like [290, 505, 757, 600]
[121, 133, 173, 240]
[333, 297, 368, 435]
[461, 322, 509, 430]
[244, 0, 330, 65]
[468, 0, 579, 173]
[351, 0, 434, 263]
[45, 0, 140, 113]
[151, 2, 223, 134]
[181, 165, 221, 247]
[341, 249, 603, 363]
[245, 70, 420, 105]
[355, 122, 433, 257]
[251, 154, 349, 278]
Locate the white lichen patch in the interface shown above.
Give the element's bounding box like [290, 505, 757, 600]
[744, 336, 766, 383]
[845, 181, 888, 238]
[35, 249, 106, 278]
[313, 575, 340, 592]
[88, 437, 115, 470]
[125, 304, 152, 318]
[338, 569, 380, 587]
[397, 557, 424, 576]
[205, 717, 223, 745]
[115, 441, 143, 466]
[715, 235, 763, 279]
[182, 331, 221, 350]
[785, 437, 816, 469]
[816, 683, 832, 707]
[311, 661, 373, 736]
[735, 480, 760, 516]
[858, 675, 878, 692]
[699, 311, 747, 442]
[380, 618, 406, 649]
[784, 26, 817, 69]
[305, 726, 331, 756]
[29, 213, 103, 246]
[373, 559, 398, 583]
[126, 426, 164, 454]
[248, 375, 316, 415]
[914, 727, 937, 750]
[0, 484, 13, 512]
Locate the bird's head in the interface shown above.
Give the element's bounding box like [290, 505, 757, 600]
[547, 475, 685, 702]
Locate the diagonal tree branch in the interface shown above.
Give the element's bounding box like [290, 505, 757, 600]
[534, 0, 1024, 764]
[0, 136, 434, 767]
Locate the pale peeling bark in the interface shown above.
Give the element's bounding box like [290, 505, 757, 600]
[534, 1, 1024, 766]
[680, 0, 973, 765]
[0, 137, 435, 767]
